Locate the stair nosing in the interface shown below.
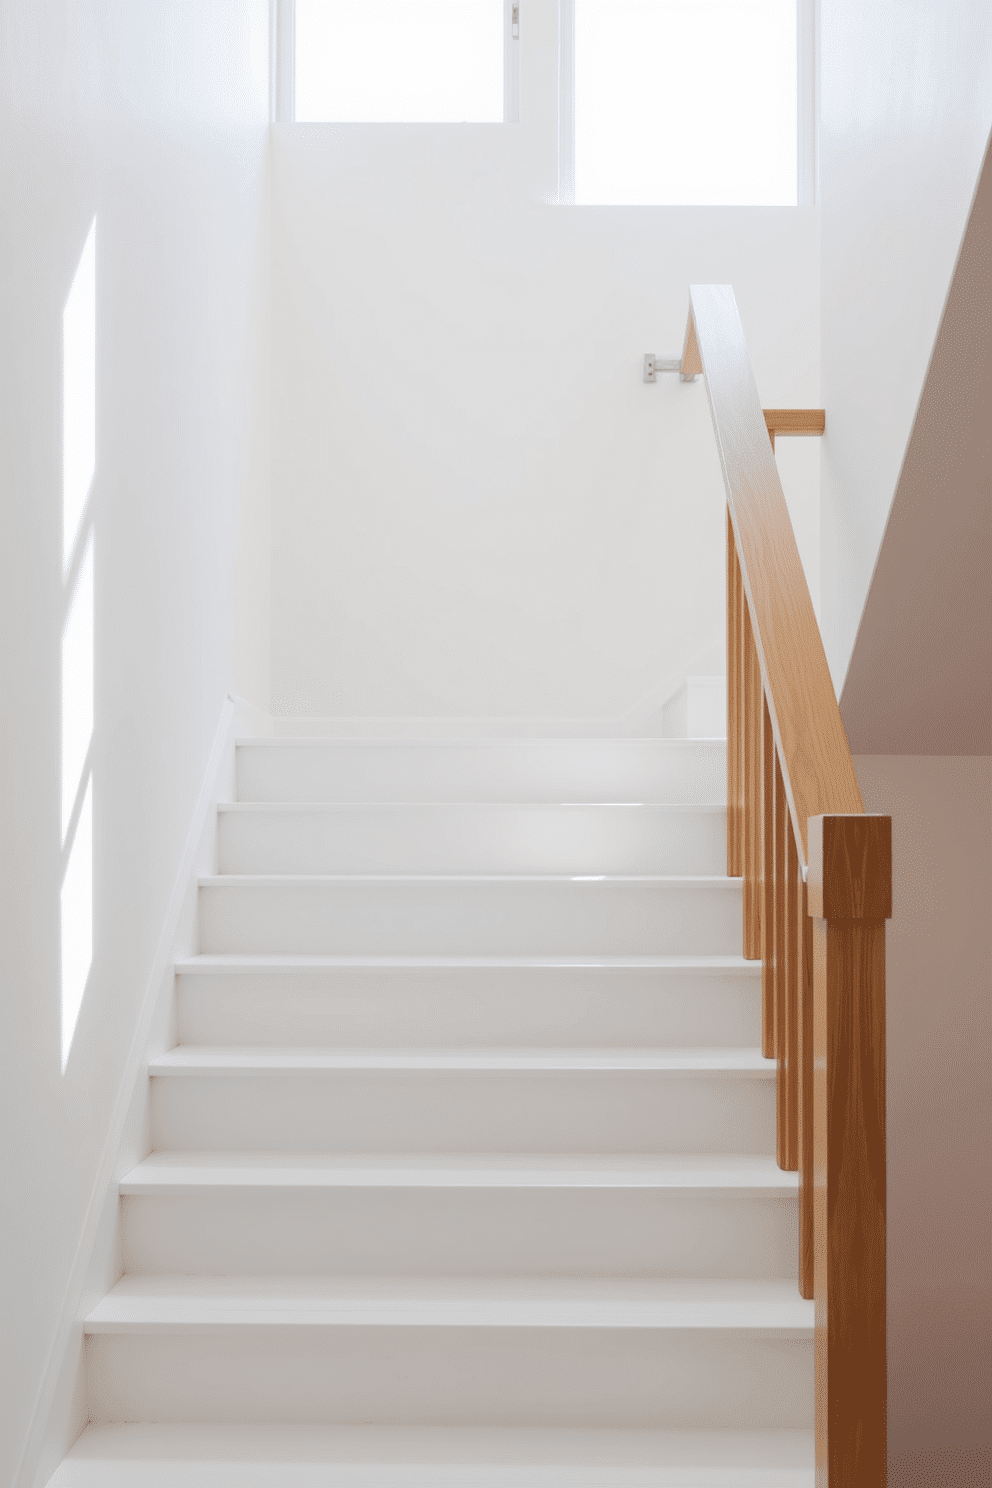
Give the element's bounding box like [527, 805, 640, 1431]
[85, 1277, 814, 1335]
[217, 801, 729, 813]
[197, 873, 742, 888]
[121, 1151, 798, 1196]
[235, 737, 727, 749]
[173, 953, 761, 973]
[147, 1046, 776, 1077]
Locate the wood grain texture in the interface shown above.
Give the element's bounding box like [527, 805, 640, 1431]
[808, 816, 893, 922]
[762, 697, 776, 1058]
[743, 601, 762, 960]
[764, 409, 826, 437]
[688, 286, 863, 869]
[813, 918, 887, 1488]
[681, 311, 703, 378]
[774, 750, 792, 1170]
[727, 513, 743, 877]
[798, 870, 813, 1301]
[811, 814, 890, 1488]
[784, 812, 800, 1176]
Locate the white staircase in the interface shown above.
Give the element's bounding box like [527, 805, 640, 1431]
[52, 738, 814, 1485]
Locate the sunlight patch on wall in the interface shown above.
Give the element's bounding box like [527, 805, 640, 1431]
[62, 219, 96, 570]
[61, 534, 94, 841]
[61, 216, 97, 1071]
[61, 775, 93, 1069]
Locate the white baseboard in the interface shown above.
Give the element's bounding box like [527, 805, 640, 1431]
[16, 692, 260, 1488]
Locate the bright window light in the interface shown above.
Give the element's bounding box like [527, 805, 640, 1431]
[575, 0, 798, 205]
[295, 0, 504, 122]
[63, 219, 96, 569]
[61, 773, 93, 1069]
[61, 534, 94, 842]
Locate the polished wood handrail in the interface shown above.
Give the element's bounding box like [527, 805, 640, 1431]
[685, 284, 862, 869]
[763, 407, 826, 450]
[682, 284, 891, 1488]
[763, 408, 826, 436]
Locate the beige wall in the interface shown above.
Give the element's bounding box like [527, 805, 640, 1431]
[854, 757, 992, 1482]
[840, 137, 992, 756]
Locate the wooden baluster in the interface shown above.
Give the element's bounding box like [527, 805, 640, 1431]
[797, 856, 814, 1301]
[761, 699, 775, 1056]
[774, 750, 791, 1168]
[727, 511, 743, 877]
[809, 815, 891, 1488]
[742, 602, 761, 960]
[783, 807, 800, 1175]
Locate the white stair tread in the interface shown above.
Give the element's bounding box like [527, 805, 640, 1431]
[235, 738, 726, 755]
[85, 1276, 814, 1333]
[175, 953, 760, 973]
[51, 1424, 814, 1485]
[122, 1151, 798, 1194]
[199, 873, 739, 887]
[148, 1046, 775, 1076]
[218, 801, 728, 812]
[236, 736, 722, 745]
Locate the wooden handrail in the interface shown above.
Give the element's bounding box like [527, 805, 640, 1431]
[682, 284, 891, 1488]
[763, 408, 826, 450]
[763, 408, 826, 436]
[685, 284, 861, 870]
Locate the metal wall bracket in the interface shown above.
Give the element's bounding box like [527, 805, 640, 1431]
[644, 354, 699, 384]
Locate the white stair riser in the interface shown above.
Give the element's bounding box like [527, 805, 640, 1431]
[86, 1329, 812, 1429]
[150, 1071, 775, 1154]
[176, 966, 762, 1049]
[197, 880, 743, 958]
[216, 806, 728, 877]
[43, 1422, 819, 1487]
[122, 1189, 798, 1280]
[236, 742, 727, 806]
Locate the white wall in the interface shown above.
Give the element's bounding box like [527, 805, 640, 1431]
[853, 758, 992, 1481]
[0, 5, 270, 1481]
[819, 1, 992, 690]
[270, 0, 821, 729]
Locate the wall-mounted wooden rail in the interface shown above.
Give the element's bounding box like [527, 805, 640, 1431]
[682, 285, 891, 1488]
[763, 407, 826, 450]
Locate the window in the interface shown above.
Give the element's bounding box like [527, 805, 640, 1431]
[561, 0, 809, 206]
[285, 0, 518, 123]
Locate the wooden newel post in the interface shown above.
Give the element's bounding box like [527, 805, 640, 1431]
[808, 815, 892, 1488]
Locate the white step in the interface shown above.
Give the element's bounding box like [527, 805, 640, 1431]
[174, 956, 763, 1049]
[84, 1277, 813, 1429]
[217, 802, 728, 877]
[196, 876, 743, 957]
[49, 1423, 815, 1486]
[148, 1047, 775, 1154]
[235, 739, 727, 805]
[120, 1152, 799, 1280]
